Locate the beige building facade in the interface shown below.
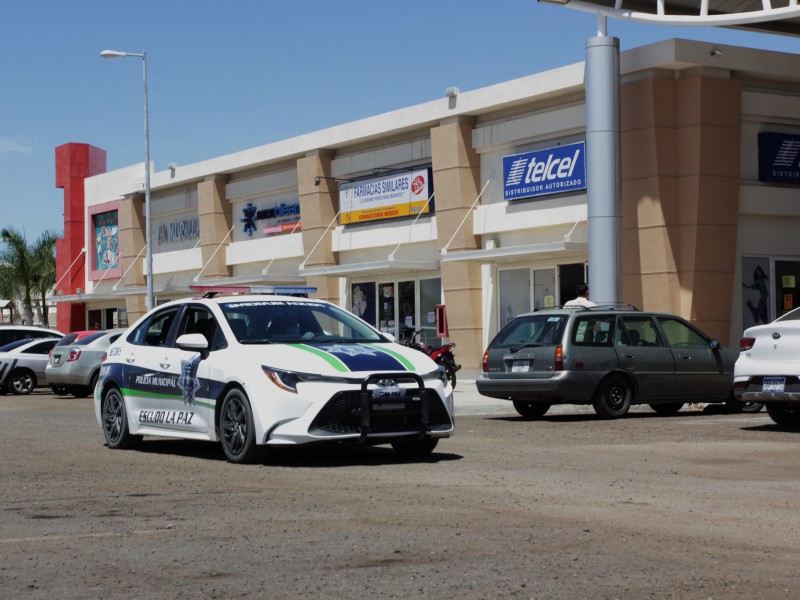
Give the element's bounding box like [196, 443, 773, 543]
[56, 38, 800, 369]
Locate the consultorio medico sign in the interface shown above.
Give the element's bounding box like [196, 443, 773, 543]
[339, 169, 432, 225]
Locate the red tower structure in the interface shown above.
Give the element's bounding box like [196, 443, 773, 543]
[54, 143, 106, 333]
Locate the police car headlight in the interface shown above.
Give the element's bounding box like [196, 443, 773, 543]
[422, 366, 447, 385]
[262, 367, 355, 394]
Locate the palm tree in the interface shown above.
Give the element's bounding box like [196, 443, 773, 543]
[31, 232, 59, 328]
[0, 228, 59, 326]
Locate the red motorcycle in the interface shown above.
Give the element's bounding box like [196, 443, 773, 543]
[404, 330, 460, 389]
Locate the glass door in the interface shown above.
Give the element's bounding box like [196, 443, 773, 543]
[397, 281, 416, 343]
[775, 260, 800, 318]
[378, 283, 396, 336]
[533, 268, 556, 310]
[419, 278, 441, 346]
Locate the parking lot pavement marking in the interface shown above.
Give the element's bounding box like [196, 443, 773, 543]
[0, 528, 171, 544]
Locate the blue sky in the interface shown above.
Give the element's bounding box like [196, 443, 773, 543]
[2, 0, 798, 244]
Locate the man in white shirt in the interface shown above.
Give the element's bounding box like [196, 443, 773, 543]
[564, 283, 596, 308]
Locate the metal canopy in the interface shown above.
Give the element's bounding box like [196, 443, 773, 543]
[551, 0, 800, 36]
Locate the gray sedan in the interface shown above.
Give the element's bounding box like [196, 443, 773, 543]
[46, 329, 126, 397]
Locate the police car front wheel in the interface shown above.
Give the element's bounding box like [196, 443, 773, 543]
[220, 388, 259, 464]
[102, 388, 142, 450]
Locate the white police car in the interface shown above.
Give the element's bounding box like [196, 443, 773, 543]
[95, 286, 454, 463]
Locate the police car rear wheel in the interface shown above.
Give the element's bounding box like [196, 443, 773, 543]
[220, 389, 258, 463]
[8, 369, 35, 395]
[102, 388, 142, 449]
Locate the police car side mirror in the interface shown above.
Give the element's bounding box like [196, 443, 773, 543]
[383, 332, 396, 343]
[709, 339, 720, 350]
[176, 333, 210, 358]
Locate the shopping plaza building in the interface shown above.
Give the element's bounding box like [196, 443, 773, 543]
[53, 38, 800, 368]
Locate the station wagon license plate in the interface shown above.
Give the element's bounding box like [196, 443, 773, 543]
[763, 377, 785, 393]
[511, 360, 530, 373]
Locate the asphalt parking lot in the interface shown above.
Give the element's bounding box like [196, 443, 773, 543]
[2, 385, 800, 599]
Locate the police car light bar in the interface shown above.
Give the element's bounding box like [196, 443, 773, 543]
[189, 285, 318, 298]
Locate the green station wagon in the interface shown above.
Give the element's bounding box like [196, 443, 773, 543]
[476, 306, 744, 419]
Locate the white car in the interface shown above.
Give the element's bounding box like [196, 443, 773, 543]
[0, 337, 61, 394]
[734, 306, 800, 426]
[95, 286, 454, 463]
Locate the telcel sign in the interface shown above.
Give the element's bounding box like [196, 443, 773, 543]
[503, 141, 586, 201]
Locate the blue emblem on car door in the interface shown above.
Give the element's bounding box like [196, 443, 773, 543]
[177, 354, 202, 404]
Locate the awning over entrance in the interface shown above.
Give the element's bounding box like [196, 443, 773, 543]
[440, 240, 587, 264]
[300, 259, 440, 278]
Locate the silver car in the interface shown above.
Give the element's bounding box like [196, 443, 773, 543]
[476, 306, 740, 419]
[0, 338, 61, 395]
[46, 329, 126, 397]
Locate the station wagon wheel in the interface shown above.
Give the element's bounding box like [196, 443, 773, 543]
[766, 403, 800, 428]
[512, 399, 552, 419]
[8, 369, 35, 395]
[220, 388, 258, 463]
[593, 374, 632, 419]
[649, 402, 684, 416]
[102, 387, 142, 449]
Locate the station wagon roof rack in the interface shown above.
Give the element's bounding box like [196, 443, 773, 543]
[557, 303, 641, 312]
[189, 285, 318, 298]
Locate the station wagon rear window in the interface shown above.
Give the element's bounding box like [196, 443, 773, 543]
[491, 315, 567, 348]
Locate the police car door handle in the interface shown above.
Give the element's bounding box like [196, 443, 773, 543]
[623, 353, 635, 359]
[125, 355, 135, 364]
[160, 361, 170, 369]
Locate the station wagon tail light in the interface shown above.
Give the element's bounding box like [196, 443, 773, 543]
[482, 349, 489, 373]
[740, 337, 756, 351]
[100, 352, 107, 363]
[554, 346, 563, 371]
[67, 348, 82, 362]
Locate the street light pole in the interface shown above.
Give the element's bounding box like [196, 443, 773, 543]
[100, 49, 154, 311]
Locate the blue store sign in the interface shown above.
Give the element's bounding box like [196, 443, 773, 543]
[503, 141, 586, 201]
[758, 132, 800, 183]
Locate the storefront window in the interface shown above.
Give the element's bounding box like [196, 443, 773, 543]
[499, 268, 530, 326]
[350, 282, 377, 327]
[350, 277, 441, 345]
[741, 257, 771, 328]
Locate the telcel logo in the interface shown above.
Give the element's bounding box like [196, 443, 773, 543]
[503, 141, 586, 201]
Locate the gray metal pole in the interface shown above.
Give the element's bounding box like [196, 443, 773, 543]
[142, 52, 154, 311]
[585, 33, 621, 305]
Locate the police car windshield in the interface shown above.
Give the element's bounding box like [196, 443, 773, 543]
[220, 300, 386, 344]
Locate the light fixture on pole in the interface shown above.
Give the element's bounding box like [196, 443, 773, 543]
[100, 49, 154, 311]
